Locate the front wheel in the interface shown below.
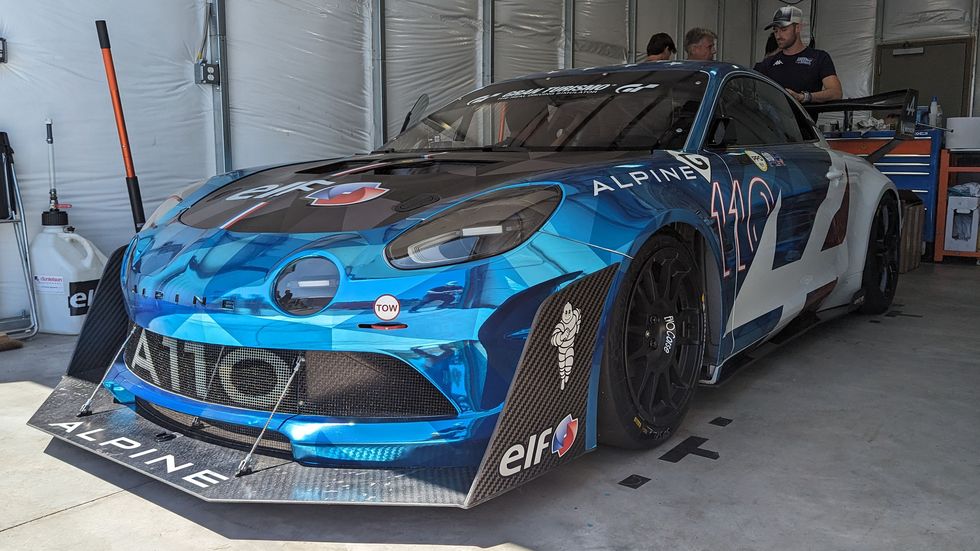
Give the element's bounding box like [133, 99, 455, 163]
[597, 232, 706, 449]
[859, 194, 900, 315]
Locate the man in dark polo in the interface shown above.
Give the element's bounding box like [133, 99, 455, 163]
[754, 6, 842, 104]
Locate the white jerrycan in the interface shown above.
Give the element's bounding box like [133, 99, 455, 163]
[31, 224, 108, 335]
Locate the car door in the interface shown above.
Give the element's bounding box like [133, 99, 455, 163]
[704, 75, 846, 356]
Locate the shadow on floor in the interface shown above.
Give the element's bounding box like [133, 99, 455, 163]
[43, 436, 640, 549]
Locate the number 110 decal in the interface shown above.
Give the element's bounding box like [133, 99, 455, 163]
[709, 177, 775, 278]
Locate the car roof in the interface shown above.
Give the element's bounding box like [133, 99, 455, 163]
[509, 60, 748, 83]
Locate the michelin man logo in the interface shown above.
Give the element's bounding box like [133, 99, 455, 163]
[550, 302, 582, 390]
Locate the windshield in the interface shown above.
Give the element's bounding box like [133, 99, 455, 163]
[383, 70, 708, 153]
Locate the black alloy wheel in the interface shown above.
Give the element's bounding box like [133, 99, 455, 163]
[624, 246, 703, 424]
[598, 232, 706, 449]
[860, 194, 900, 314]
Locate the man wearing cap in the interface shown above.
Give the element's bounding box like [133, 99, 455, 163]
[754, 6, 842, 104]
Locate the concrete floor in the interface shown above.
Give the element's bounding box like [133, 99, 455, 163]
[1, 263, 978, 550]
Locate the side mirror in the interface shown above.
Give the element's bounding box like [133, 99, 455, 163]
[706, 116, 731, 149]
[400, 94, 430, 134]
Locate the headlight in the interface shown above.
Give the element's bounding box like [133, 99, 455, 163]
[273, 256, 341, 316]
[144, 179, 208, 228]
[385, 186, 561, 269]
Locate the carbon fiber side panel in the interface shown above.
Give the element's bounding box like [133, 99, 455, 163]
[465, 265, 618, 507]
[66, 246, 129, 383]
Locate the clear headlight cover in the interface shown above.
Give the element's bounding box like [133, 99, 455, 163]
[385, 186, 562, 269]
[144, 179, 208, 228]
[273, 256, 341, 316]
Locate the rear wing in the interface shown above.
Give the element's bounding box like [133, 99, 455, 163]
[808, 89, 919, 163]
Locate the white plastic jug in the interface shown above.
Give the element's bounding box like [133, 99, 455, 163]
[30, 225, 108, 335]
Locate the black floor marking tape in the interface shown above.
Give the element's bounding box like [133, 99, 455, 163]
[618, 475, 651, 489]
[658, 436, 719, 463]
[869, 319, 881, 324]
[709, 417, 732, 427]
[885, 310, 923, 318]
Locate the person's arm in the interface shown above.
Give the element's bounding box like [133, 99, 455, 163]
[812, 52, 842, 102]
[812, 75, 842, 102]
[787, 75, 842, 103]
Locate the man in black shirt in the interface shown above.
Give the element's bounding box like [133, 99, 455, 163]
[754, 7, 842, 104]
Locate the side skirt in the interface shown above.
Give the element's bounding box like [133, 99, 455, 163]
[701, 302, 854, 387]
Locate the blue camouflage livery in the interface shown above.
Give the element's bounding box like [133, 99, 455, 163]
[32, 61, 898, 506]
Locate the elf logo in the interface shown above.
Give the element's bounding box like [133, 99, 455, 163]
[306, 182, 388, 206]
[498, 414, 578, 477]
[68, 279, 99, 316]
[225, 180, 388, 206]
[225, 180, 330, 201]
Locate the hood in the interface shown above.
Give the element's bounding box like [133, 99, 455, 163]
[178, 150, 639, 234]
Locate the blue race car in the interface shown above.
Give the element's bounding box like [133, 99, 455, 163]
[30, 61, 901, 508]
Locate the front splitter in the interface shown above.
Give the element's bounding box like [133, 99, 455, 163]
[28, 376, 476, 507]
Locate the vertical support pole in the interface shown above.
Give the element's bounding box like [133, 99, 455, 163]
[481, 0, 494, 86]
[371, 0, 387, 147]
[716, 0, 725, 61]
[480, 0, 494, 146]
[750, 0, 758, 66]
[563, 0, 574, 68]
[809, 0, 817, 45]
[209, 0, 232, 173]
[627, 0, 637, 63]
[969, 0, 979, 115]
[677, 0, 686, 60]
[874, 0, 884, 43]
[873, 0, 885, 94]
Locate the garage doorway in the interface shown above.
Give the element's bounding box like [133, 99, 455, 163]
[874, 37, 974, 118]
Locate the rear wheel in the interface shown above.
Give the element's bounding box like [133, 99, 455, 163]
[598, 232, 706, 449]
[859, 194, 900, 314]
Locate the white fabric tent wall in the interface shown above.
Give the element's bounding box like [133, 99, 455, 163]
[574, 0, 629, 67]
[635, 0, 680, 61]
[882, 0, 974, 40]
[384, 0, 480, 138]
[224, 0, 373, 169]
[493, 0, 564, 81]
[0, 1, 213, 319]
[685, 0, 721, 40]
[722, 0, 754, 68]
[815, 0, 876, 101]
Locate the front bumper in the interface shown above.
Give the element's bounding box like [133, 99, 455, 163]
[104, 339, 497, 468]
[31, 264, 621, 507]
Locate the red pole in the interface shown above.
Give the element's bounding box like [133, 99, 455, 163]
[96, 20, 145, 232]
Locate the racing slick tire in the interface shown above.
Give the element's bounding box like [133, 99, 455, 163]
[597, 231, 706, 449]
[859, 193, 900, 315]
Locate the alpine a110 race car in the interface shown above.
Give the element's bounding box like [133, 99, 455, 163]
[30, 61, 902, 508]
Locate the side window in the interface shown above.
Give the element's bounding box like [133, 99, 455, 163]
[713, 77, 807, 147]
[789, 100, 819, 141]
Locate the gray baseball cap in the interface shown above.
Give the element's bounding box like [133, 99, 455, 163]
[764, 6, 803, 29]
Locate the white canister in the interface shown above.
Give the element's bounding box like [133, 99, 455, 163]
[30, 225, 108, 335]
